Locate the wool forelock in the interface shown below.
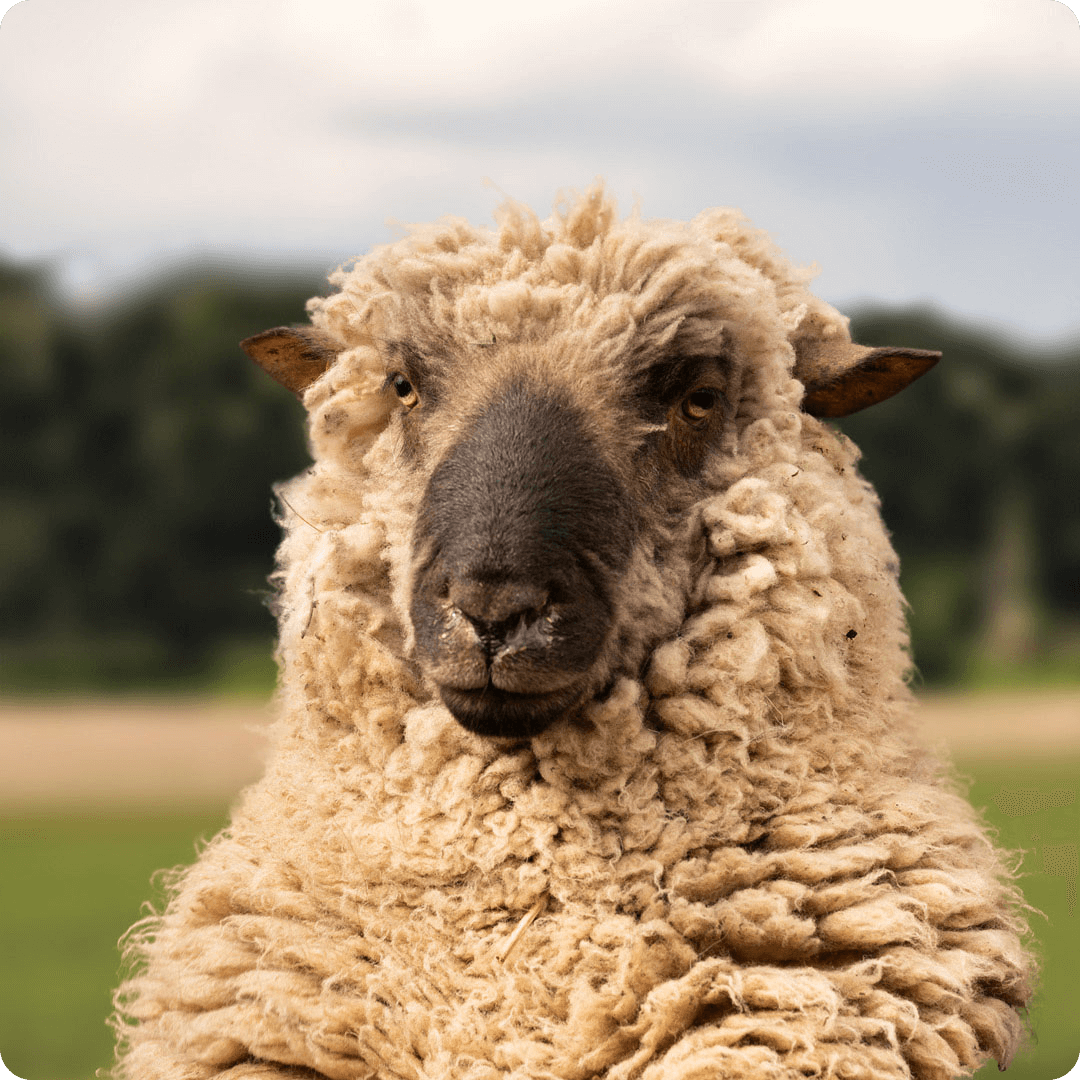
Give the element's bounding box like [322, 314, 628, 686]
[113, 184, 1033, 1080]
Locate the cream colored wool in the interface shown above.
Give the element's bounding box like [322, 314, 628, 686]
[113, 185, 1034, 1080]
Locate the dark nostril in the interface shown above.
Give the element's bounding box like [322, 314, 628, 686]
[462, 612, 522, 654]
[447, 578, 549, 650]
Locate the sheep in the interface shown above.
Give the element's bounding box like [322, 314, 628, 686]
[112, 184, 1034, 1080]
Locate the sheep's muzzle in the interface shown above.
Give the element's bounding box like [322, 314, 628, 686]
[409, 380, 633, 738]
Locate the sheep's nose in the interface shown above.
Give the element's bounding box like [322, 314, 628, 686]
[448, 578, 549, 651]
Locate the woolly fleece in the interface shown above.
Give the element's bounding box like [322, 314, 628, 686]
[113, 186, 1034, 1080]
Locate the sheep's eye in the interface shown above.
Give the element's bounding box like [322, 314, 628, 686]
[390, 374, 419, 408]
[680, 387, 718, 424]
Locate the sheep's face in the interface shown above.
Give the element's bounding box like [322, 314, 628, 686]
[241, 318, 938, 741]
[241, 200, 939, 742]
[393, 340, 730, 739]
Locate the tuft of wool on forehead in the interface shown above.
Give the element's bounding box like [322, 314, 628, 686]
[112, 184, 1033, 1080]
[312, 190, 818, 383]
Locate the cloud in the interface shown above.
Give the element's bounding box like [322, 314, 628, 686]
[682, 0, 1079, 104]
[0, 0, 1077, 337]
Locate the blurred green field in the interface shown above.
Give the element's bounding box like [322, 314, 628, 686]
[960, 758, 1080, 1080]
[1, 759, 1077, 1080]
[0, 809, 230, 1080]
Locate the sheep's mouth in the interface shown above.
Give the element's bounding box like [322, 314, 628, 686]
[436, 681, 586, 739]
[411, 571, 615, 739]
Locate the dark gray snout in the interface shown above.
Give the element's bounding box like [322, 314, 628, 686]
[410, 380, 632, 737]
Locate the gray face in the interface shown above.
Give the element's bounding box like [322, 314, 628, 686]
[398, 348, 731, 739]
[410, 381, 634, 737]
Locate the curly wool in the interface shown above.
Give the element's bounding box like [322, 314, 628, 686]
[113, 186, 1034, 1080]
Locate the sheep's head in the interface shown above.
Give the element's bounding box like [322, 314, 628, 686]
[243, 194, 938, 740]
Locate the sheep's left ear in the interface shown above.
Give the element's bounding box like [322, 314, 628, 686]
[795, 341, 942, 418]
[241, 326, 340, 398]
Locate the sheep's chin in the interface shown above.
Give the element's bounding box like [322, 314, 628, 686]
[436, 681, 586, 739]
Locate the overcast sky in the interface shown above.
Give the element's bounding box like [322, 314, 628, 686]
[1, 0, 1077, 342]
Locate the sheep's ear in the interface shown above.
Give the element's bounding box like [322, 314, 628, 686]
[241, 326, 339, 397]
[796, 342, 942, 418]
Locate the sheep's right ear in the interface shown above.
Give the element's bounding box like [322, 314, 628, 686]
[796, 341, 942, 418]
[241, 326, 339, 397]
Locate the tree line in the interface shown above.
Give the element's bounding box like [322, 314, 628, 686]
[1, 259, 1077, 690]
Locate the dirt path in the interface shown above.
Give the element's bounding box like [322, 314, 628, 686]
[1, 688, 1077, 808]
[915, 686, 1080, 760]
[0, 697, 274, 809]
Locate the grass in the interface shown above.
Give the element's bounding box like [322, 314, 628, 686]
[0, 762, 1077, 1080]
[0, 809, 230, 1080]
[0, 637, 279, 701]
[955, 649, 1080, 693]
[962, 756, 1080, 1080]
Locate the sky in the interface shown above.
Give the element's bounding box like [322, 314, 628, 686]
[1, 0, 1078, 342]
